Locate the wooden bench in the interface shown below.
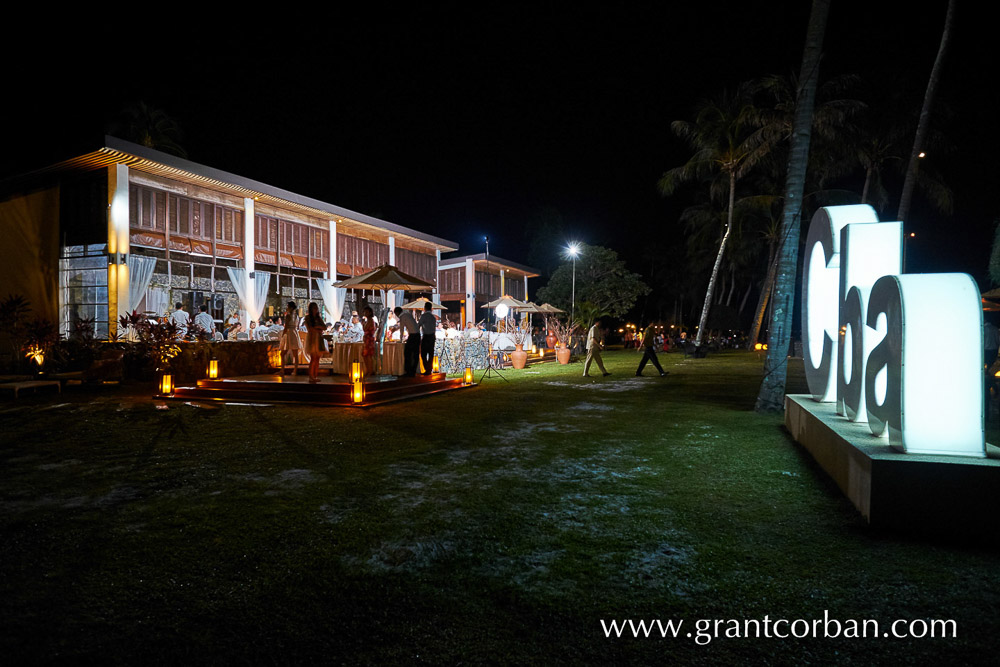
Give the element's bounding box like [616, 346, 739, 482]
[0, 380, 62, 398]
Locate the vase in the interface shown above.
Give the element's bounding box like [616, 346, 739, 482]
[556, 346, 571, 365]
[545, 332, 557, 349]
[511, 343, 528, 370]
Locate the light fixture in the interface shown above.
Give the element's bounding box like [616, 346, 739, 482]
[432, 356, 440, 373]
[269, 346, 283, 368]
[464, 366, 474, 385]
[351, 361, 363, 382]
[160, 373, 174, 395]
[496, 303, 509, 319]
[208, 358, 219, 379]
[918, 152, 926, 158]
[352, 379, 364, 404]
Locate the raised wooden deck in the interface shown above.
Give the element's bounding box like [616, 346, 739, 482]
[161, 372, 475, 407]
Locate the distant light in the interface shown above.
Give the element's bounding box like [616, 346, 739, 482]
[918, 152, 926, 158]
[567, 242, 581, 257]
[910, 233, 916, 238]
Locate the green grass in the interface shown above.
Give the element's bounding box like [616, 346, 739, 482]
[1, 350, 998, 664]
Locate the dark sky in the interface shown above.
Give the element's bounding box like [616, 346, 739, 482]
[4, 2, 995, 284]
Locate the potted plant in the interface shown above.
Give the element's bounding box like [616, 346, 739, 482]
[507, 319, 532, 369]
[546, 317, 578, 364]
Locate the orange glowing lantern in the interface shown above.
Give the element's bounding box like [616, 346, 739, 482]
[351, 361, 363, 382]
[432, 356, 440, 373]
[269, 346, 282, 368]
[464, 366, 474, 385]
[160, 373, 174, 395]
[531, 343, 538, 355]
[208, 358, 219, 379]
[352, 379, 365, 404]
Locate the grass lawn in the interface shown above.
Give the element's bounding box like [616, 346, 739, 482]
[1, 349, 998, 664]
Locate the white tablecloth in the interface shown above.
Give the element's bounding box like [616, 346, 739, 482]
[328, 342, 404, 375]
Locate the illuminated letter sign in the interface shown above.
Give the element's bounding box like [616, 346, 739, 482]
[865, 274, 984, 456]
[802, 205, 879, 401]
[800, 205, 984, 458]
[836, 221, 901, 421]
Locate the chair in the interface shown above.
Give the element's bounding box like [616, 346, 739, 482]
[236, 332, 249, 341]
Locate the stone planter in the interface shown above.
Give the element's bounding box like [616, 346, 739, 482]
[511, 344, 528, 369]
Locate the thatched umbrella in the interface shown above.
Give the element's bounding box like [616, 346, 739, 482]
[335, 265, 435, 375]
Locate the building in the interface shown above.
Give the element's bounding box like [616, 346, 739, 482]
[437, 253, 539, 327]
[0, 137, 457, 338]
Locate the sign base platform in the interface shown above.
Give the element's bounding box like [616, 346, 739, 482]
[785, 394, 1000, 539]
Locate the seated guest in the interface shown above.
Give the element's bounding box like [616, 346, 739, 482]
[345, 312, 364, 343]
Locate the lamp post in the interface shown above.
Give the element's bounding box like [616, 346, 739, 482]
[566, 243, 580, 324]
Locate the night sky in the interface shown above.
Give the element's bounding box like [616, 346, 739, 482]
[4, 2, 995, 287]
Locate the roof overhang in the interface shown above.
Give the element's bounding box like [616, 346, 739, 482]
[2, 136, 458, 253]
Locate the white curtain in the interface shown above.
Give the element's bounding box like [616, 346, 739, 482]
[228, 267, 271, 326]
[315, 278, 346, 323]
[146, 286, 169, 318]
[252, 272, 270, 323]
[127, 254, 157, 314]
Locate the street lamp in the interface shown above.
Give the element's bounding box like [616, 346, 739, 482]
[566, 242, 580, 324]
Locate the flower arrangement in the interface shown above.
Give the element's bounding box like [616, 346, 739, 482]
[545, 316, 578, 347]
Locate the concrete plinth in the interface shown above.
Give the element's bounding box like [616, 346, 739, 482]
[785, 394, 1000, 538]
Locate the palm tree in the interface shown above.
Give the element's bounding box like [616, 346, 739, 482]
[898, 0, 955, 224]
[108, 101, 188, 158]
[755, 0, 831, 413]
[658, 82, 770, 347]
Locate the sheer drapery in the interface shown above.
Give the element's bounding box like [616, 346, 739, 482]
[315, 279, 346, 323]
[145, 286, 169, 318]
[126, 254, 157, 314]
[228, 268, 272, 326]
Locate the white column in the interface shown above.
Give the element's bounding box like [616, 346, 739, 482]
[524, 275, 529, 301]
[434, 249, 441, 299]
[329, 220, 338, 280]
[243, 198, 255, 275]
[465, 257, 475, 327]
[107, 163, 130, 335]
[500, 269, 505, 297]
[387, 236, 397, 310]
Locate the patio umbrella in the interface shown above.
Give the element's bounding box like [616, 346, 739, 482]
[483, 295, 528, 309]
[400, 297, 448, 311]
[536, 303, 565, 314]
[334, 265, 435, 375]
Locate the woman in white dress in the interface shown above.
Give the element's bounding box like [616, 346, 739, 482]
[279, 301, 302, 375]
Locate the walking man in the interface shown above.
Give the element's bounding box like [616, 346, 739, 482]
[395, 306, 421, 377]
[583, 319, 611, 377]
[418, 302, 437, 375]
[635, 322, 668, 377]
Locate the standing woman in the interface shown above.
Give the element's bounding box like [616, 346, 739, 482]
[304, 301, 326, 383]
[279, 301, 302, 376]
[361, 306, 377, 376]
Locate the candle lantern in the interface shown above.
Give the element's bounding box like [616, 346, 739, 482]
[464, 366, 474, 385]
[352, 379, 365, 404]
[208, 358, 219, 379]
[351, 361, 363, 382]
[432, 356, 440, 373]
[160, 373, 174, 395]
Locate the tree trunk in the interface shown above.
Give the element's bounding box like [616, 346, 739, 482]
[897, 0, 955, 227]
[747, 238, 778, 348]
[861, 165, 873, 204]
[755, 0, 830, 412]
[695, 171, 736, 346]
[738, 280, 753, 314]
